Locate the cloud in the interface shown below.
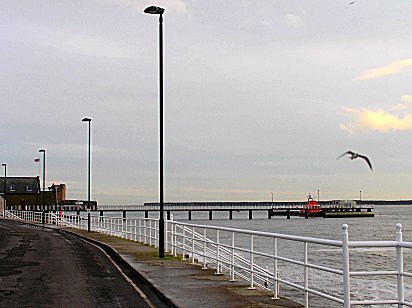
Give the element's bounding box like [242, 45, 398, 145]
[184, 187, 259, 195]
[339, 96, 412, 133]
[392, 95, 412, 111]
[283, 14, 304, 28]
[355, 58, 412, 80]
[44, 30, 135, 59]
[25, 142, 132, 156]
[159, 0, 189, 14]
[96, 0, 190, 15]
[261, 20, 272, 27]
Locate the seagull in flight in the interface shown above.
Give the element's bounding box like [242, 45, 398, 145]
[349, 1, 356, 4]
[337, 151, 373, 171]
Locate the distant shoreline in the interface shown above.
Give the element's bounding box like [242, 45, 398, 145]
[144, 200, 412, 207]
[344, 200, 412, 205]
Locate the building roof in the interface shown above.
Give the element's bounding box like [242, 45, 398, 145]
[0, 177, 40, 194]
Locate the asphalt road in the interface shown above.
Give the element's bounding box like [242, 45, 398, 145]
[0, 220, 164, 308]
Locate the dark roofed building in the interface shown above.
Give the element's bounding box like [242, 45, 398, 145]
[0, 176, 40, 195]
[0, 177, 41, 210]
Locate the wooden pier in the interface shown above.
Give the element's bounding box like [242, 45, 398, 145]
[88, 201, 375, 220]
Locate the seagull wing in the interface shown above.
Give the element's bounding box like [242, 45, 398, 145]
[359, 155, 373, 170]
[337, 150, 354, 160]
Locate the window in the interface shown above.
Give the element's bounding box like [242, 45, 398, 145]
[26, 184, 33, 192]
[10, 184, 16, 192]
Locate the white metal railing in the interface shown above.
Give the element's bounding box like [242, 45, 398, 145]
[168, 220, 411, 307]
[5, 210, 410, 307]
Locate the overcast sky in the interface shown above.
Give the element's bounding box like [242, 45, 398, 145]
[1, 0, 412, 205]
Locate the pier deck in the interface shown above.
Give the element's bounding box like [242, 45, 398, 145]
[95, 202, 375, 220]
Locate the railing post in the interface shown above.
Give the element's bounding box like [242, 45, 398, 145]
[182, 226, 186, 260]
[150, 220, 153, 246]
[230, 231, 236, 281]
[121, 217, 125, 238]
[215, 229, 221, 275]
[144, 219, 147, 244]
[169, 215, 174, 256]
[272, 237, 279, 299]
[169, 221, 174, 256]
[173, 222, 177, 257]
[134, 219, 137, 241]
[342, 224, 351, 308]
[112, 218, 115, 235]
[248, 234, 255, 289]
[137, 219, 141, 242]
[396, 223, 404, 307]
[165, 217, 169, 253]
[154, 220, 158, 247]
[191, 226, 195, 264]
[99, 216, 102, 233]
[304, 242, 309, 308]
[202, 228, 207, 269]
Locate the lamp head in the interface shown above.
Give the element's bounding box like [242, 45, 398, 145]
[144, 6, 165, 14]
[39, 149, 45, 153]
[82, 117, 91, 122]
[1, 163, 5, 167]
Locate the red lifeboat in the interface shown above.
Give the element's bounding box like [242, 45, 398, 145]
[299, 194, 322, 216]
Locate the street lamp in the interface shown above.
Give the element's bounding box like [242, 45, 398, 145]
[144, 5, 165, 258]
[2, 163, 6, 216]
[82, 117, 92, 232]
[39, 149, 46, 210]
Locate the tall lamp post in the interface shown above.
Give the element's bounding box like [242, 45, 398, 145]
[39, 149, 46, 210]
[2, 163, 6, 216]
[144, 5, 165, 258]
[82, 117, 92, 232]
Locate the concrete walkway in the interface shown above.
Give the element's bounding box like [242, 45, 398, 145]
[63, 227, 302, 308]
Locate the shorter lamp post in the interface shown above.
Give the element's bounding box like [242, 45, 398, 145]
[39, 149, 46, 218]
[82, 117, 92, 232]
[2, 163, 6, 216]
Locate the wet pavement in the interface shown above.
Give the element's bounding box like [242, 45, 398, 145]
[0, 219, 163, 307]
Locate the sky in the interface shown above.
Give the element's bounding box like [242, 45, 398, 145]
[1, 0, 412, 205]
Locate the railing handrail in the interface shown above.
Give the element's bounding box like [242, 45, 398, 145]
[169, 220, 343, 247]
